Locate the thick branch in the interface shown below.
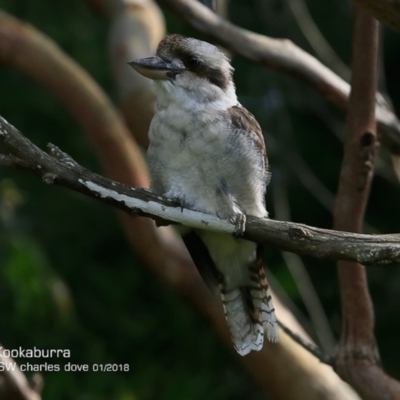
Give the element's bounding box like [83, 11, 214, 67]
[349, 0, 400, 33]
[1, 116, 400, 266]
[159, 0, 400, 154]
[334, 7, 378, 364]
[333, 9, 400, 399]
[107, 0, 165, 148]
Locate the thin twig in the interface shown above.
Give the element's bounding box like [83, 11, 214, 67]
[277, 321, 332, 365]
[287, 0, 350, 80]
[267, 131, 335, 213]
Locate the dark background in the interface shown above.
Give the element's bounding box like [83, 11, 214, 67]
[1, 0, 400, 399]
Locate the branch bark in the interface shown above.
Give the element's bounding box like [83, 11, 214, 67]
[332, 9, 400, 399]
[349, 0, 400, 33]
[1, 116, 400, 267]
[159, 0, 400, 154]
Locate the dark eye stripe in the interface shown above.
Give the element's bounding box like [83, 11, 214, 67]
[204, 67, 229, 90]
[173, 49, 230, 90]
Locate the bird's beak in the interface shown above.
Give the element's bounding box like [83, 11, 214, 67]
[128, 56, 182, 80]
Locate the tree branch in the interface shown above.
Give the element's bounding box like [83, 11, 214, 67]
[277, 321, 331, 365]
[106, 0, 165, 148]
[0, 344, 41, 400]
[333, 9, 400, 398]
[159, 0, 400, 154]
[1, 115, 400, 266]
[287, 0, 350, 80]
[0, 9, 149, 186]
[349, 0, 400, 33]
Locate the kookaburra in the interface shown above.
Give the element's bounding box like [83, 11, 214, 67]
[129, 34, 278, 356]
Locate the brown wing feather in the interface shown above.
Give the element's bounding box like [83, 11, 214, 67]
[227, 105, 268, 171]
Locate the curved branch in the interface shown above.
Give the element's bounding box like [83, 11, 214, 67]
[159, 0, 400, 154]
[349, 0, 400, 33]
[0, 344, 41, 400]
[287, 0, 350, 80]
[1, 115, 400, 266]
[107, 0, 166, 148]
[0, 9, 148, 185]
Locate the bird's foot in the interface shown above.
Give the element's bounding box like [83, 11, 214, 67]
[231, 213, 246, 237]
[163, 192, 186, 212]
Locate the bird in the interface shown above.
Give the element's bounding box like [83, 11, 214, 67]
[129, 34, 278, 356]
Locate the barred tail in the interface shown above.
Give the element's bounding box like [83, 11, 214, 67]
[220, 250, 278, 356]
[220, 287, 264, 356]
[251, 250, 278, 342]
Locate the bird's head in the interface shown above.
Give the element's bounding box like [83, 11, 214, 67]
[128, 34, 236, 105]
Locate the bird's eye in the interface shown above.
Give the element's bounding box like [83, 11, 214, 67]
[185, 56, 200, 69]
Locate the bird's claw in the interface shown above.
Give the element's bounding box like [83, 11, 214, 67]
[231, 213, 246, 237]
[164, 193, 186, 212]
